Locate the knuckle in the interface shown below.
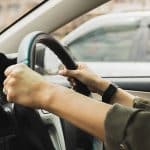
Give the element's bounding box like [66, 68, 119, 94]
[7, 96, 13, 102]
[3, 79, 7, 86]
[8, 90, 16, 100]
[16, 68, 24, 74]
[11, 69, 23, 77]
[10, 71, 18, 77]
[8, 79, 16, 86]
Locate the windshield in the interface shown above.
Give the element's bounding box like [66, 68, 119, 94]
[0, 0, 44, 33]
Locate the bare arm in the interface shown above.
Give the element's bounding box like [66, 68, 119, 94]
[3, 64, 111, 141]
[45, 84, 111, 140]
[95, 79, 135, 107]
[59, 64, 135, 107]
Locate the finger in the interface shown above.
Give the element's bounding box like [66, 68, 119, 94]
[67, 78, 73, 86]
[3, 83, 9, 96]
[59, 68, 79, 78]
[70, 78, 76, 86]
[7, 91, 15, 103]
[4, 65, 16, 76]
[67, 77, 77, 87]
[4, 86, 16, 102]
[76, 63, 87, 69]
[72, 81, 77, 87]
[3, 75, 11, 86]
[69, 82, 76, 89]
[67, 77, 74, 82]
[58, 67, 67, 75]
[3, 87, 7, 95]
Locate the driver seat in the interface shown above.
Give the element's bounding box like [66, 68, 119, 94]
[0, 53, 55, 150]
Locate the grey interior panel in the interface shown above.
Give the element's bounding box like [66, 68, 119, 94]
[107, 77, 150, 92]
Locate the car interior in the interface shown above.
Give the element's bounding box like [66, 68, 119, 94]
[0, 0, 150, 150]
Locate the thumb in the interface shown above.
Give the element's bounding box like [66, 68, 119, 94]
[59, 68, 79, 78]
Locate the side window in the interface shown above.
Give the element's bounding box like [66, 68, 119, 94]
[52, 0, 150, 77]
[67, 25, 140, 62]
[134, 23, 150, 62]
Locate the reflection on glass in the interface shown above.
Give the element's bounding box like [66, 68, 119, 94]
[68, 25, 145, 62]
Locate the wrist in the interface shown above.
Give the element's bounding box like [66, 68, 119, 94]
[102, 83, 118, 103]
[33, 80, 57, 109]
[95, 78, 111, 95]
[111, 88, 135, 106]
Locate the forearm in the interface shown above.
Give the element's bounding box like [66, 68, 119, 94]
[42, 83, 111, 141]
[96, 78, 135, 107]
[110, 88, 135, 106]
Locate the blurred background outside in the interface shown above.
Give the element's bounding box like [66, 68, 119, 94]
[0, 0, 150, 38]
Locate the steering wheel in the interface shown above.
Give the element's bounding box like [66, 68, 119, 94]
[17, 31, 93, 150]
[17, 31, 90, 96]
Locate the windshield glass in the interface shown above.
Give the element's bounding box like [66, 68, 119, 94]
[68, 23, 150, 62]
[0, 0, 44, 33]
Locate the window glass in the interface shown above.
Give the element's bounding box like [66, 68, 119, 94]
[52, 0, 150, 77]
[0, 0, 44, 33]
[68, 25, 139, 62]
[67, 23, 150, 62]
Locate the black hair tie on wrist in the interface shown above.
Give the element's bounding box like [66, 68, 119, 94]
[102, 83, 118, 104]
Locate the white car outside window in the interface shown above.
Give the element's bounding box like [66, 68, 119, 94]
[62, 12, 150, 77]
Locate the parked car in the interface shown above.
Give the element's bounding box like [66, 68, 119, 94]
[0, 1, 150, 150]
[62, 11, 150, 77]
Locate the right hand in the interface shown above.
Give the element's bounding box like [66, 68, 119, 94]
[59, 64, 105, 93]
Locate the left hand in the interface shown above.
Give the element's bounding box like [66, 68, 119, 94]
[3, 64, 53, 109]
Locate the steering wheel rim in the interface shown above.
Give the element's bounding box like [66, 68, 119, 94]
[17, 31, 90, 96]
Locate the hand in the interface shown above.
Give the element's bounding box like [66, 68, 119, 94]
[3, 64, 54, 109]
[59, 63, 108, 94]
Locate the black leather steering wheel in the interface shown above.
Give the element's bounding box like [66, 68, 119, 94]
[17, 31, 94, 150]
[17, 31, 91, 96]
